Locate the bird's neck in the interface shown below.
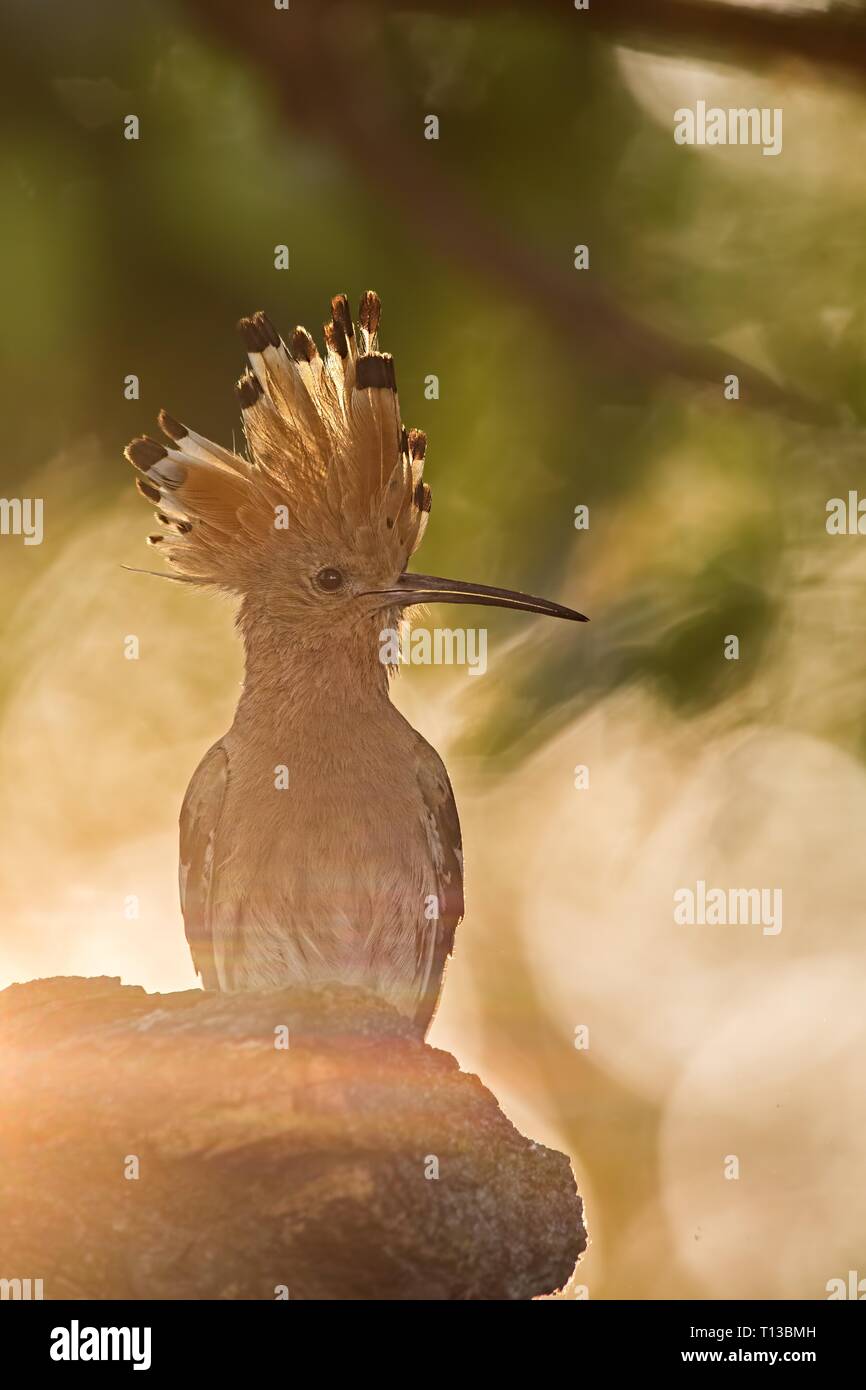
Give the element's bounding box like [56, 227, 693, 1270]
[233, 598, 392, 732]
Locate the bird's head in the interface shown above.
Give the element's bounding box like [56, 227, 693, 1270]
[124, 291, 587, 647]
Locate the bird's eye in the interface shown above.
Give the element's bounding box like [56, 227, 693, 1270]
[315, 567, 345, 592]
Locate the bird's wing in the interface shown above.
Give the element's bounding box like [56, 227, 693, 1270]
[179, 741, 229, 990]
[412, 735, 464, 1037]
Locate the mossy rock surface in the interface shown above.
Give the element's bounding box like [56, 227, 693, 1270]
[0, 976, 586, 1300]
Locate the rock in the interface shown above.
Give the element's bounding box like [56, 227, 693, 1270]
[0, 976, 586, 1300]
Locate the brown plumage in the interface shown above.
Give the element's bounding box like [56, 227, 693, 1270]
[124, 290, 587, 1035]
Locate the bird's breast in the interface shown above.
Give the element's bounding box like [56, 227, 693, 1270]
[221, 724, 435, 914]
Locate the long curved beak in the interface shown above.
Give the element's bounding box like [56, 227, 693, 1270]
[369, 572, 589, 622]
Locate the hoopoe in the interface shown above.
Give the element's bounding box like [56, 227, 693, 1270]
[124, 292, 587, 1035]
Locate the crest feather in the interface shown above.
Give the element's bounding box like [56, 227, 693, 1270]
[124, 291, 430, 587]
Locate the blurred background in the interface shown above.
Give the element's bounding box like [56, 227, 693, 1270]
[2, 0, 866, 1299]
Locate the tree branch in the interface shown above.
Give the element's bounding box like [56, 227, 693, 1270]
[181, 0, 835, 424]
[588, 0, 866, 80]
[383, 0, 866, 84]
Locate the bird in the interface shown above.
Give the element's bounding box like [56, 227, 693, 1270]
[123, 290, 587, 1036]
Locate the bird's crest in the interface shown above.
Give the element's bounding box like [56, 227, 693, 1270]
[123, 291, 431, 589]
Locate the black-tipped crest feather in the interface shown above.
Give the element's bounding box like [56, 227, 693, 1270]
[124, 289, 430, 585]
